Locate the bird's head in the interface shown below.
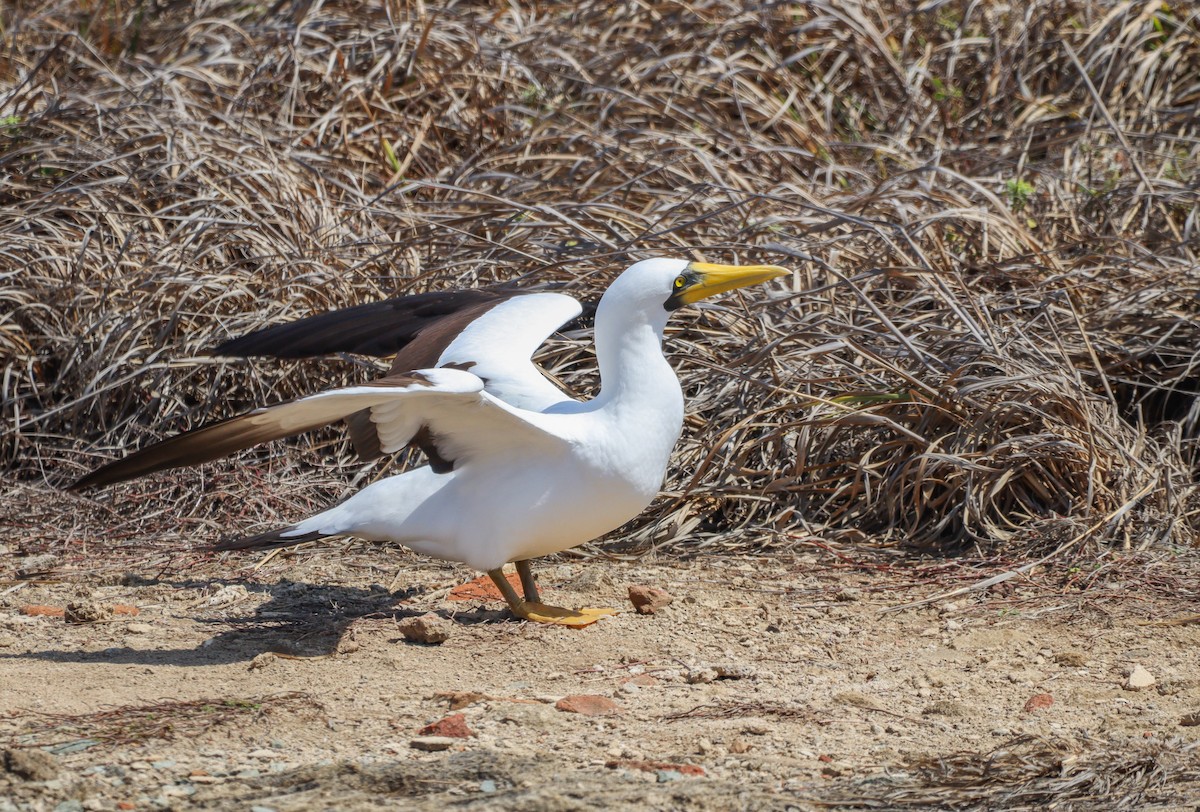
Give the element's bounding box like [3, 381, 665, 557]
[600, 257, 789, 323]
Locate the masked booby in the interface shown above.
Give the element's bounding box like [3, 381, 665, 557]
[70, 258, 787, 625]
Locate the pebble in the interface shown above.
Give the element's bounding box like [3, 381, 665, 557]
[479, 779, 497, 793]
[656, 770, 683, 782]
[1124, 665, 1156, 692]
[248, 749, 277, 760]
[1023, 693, 1054, 713]
[628, 585, 673, 614]
[495, 702, 561, 729]
[397, 613, 453, 644]
[418, 713, 474, 739]
[833, 587, 862, 602]
[1179, 712, 1200, 727]
[125, 622, 152, 635]
[714, 664, 757, 680]
[53, 801, 83, 812]
[555, 695, 621, 716]
[686, 668, 718, 684]
[410, 736, 458, 752]
[64, 601, 112, 624]
[248, 652, 276, 671]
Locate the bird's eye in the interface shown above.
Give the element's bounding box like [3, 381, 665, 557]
[673, 276, 686, 289]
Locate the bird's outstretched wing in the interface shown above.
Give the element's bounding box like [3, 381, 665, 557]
[69, 368, 568, 492]
[214, 289, 587, 460]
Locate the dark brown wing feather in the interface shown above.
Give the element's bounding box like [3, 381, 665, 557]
[211, 527, 327, 552]
[69, 373, 434, 491]
[211, 288, 519, 359]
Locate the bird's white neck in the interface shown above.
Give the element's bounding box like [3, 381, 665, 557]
[592, 304, 684, 428]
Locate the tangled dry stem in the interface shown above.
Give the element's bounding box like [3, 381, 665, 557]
[2, 0, 1199, 562]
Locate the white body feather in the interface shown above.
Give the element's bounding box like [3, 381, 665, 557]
[281, 260, 688, 570]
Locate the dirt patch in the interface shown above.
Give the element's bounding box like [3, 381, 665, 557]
[2, 551, 1198, 810]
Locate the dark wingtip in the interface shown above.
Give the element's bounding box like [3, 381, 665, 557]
[210, 528, 327, 552]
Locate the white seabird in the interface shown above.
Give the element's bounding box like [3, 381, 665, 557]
[71, 258, 787, 624]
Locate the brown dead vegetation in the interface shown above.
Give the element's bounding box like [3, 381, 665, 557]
[2, 1, 1198, 567]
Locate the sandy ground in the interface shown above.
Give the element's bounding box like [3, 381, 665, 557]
[1, 547, 1199, 811]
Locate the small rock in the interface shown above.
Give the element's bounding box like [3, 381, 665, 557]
[1054, 651, 1088, 667]
[248, 652, 276, 671]
[686, 668, 718, 685]
[833, 587, 862, 602]
[397, 613, 453, 644]
[620, 674, 659, 688]
[3, 748, 58, 781]
[126, 622, 152, 635]
[728, 738, 751, 754]
[53, 801, 83, 812]
[714, 664, 756, 680]
[628, 585, 673, 615]
[555, 695, 622, 716]
[1023, 693, 1054, 713]
[203, 584, 250, 607]
[18, 605, 65, 618]
[64, 602, 112, 624]
[435, 690, 489, 710]
[479, 779, 497, 793]
[1179, 711, 1200, 727]
[410, 736, 458, 752]
[248, 749, 277, 760]
[656, 770, 683, 782]
[1124, 665, 1156, 692]
[495, 702, 562, 730]
[418, 713, 474, 739]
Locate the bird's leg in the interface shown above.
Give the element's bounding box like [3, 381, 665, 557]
[486, 568, 616, 627]
[515, 559, 540, 603]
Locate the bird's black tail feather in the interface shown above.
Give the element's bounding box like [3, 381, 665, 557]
[211, 528, 328, 552]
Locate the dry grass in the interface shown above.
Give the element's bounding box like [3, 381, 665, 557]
[2, 0, 1199, 567]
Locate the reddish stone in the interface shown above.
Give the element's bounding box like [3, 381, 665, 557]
[555, 695, 622, 716]
[19, 605, 65, 617]
[628, 585, 673, 615]
[604, 760, 705, 777]
[448, 572, 521, 602]
[418, 712, 475, 738]
[1023, 693, 1054, 713]
[620, 674, 660, 687]
[818, 754, 833, 763]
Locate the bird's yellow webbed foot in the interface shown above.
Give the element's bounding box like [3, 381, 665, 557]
[513, 601, 617, 627]
[487, 567, 615, 627]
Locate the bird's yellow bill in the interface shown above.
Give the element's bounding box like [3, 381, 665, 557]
[680, 262, 789, 305]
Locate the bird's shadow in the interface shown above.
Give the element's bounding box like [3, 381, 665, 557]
[4, 576, 509, 668]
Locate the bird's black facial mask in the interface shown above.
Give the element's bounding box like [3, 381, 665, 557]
[664, 262, 790, 311]
[664, 269, 702, 311]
